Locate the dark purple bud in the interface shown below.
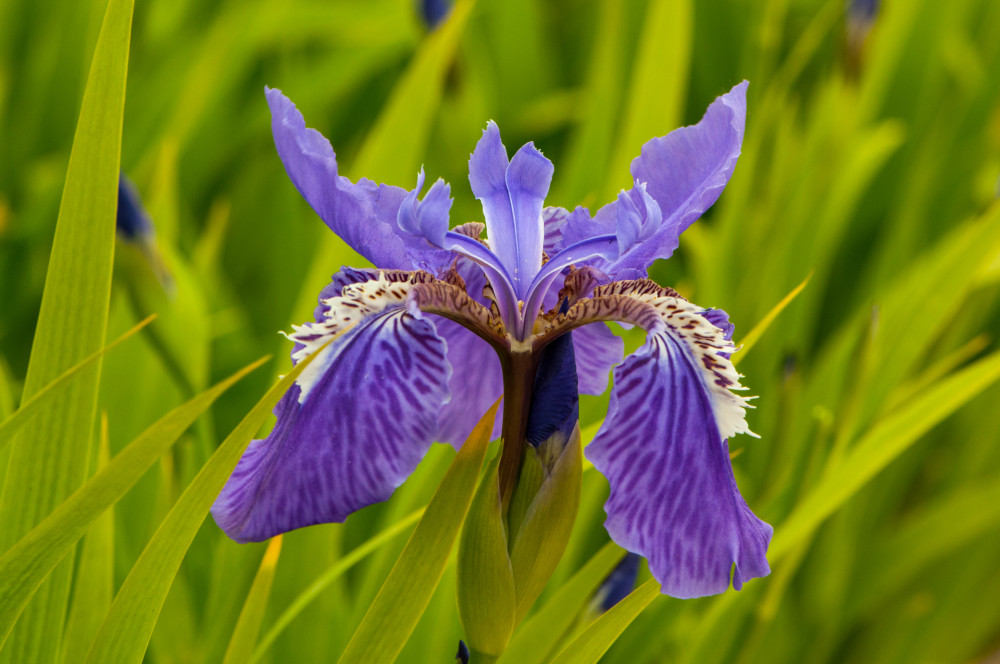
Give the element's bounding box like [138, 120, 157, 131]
[847, 0, 879, 23]
[846, 0, 880, 51]
[596, 553, 642, 612]
[525, 301, 579, 448]
[455, 640, 470, 664]
[419, 0, 452, 30]
[116, 174, 154, 241]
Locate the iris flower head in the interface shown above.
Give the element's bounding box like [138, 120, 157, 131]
[212, 81, 772, 599]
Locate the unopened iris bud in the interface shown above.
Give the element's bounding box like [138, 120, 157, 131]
[593, 553, 642, 613]
[846, 0, 880, 65]
[455, 640, 470, 664]
[417, 0, 452, 30]
[116, 173, 174, 293]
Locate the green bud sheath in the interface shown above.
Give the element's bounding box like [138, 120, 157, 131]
[457, 455, 517, 657]
[509, 425, 583, 624]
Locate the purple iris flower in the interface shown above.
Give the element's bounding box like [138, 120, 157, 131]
[212, 81, 772, 599]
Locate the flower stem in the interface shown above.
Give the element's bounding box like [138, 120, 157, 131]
[497, 350, 538, 510]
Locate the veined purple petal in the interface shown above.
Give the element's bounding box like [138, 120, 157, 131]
[572, 323, 623, 395]
[702, 308, 735, 341]
[519, 235, 618, 337]
[561, 82, 747, 280]
[571, 283, 767, 597]
[440, 231, 520, 330]
[620, 81, 747, 273]
[212, 275, 451, 542]
[586, 330, 770, 598]
[469, 122, 553, 298]
[434, 317, 504, 447]
[505, 142, 553, 291]
[615, 183, 662, 255]
[266, 88, 444, 270]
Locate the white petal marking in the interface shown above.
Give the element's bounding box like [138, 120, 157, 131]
[631, 292, 755, 440]
[284, 274, 416, 402]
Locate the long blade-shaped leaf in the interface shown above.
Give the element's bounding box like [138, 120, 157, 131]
[772, 348, 1000, 559]
[82, 340, 324, 664]
[734, 272, 811, 364]
[336, 400, 501, 664]
[0, 357, 266, 648]
[499, 541, 625, 664]
[59, 417, 114, 664]
[549, 579, 661, 664]
[0, 0, 134, 659]
[250, 508, 425, 664]
[221, 536, 283, 664]
[0, 315, 155, 451]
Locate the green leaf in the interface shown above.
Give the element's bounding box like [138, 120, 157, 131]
[457, 455, 516, 657]
[0, 356, 265, 649]
[249, 508, 425, 664]
[0, 0, 134, 658]
[549, 579, 661, 664]
[851, 474, 1000, 617]
[772, 348, 1000, 560]
[221, 536, 283, 664]
[336, 399, 501, 664]
[499, 540, 625, 664]
[602, 0, 692, 201]
[81, 341, 325, 664]
[59, 417, 114, 664]
[0, 315, 155, 452]
[733, 272, 811, 365]
[555, 0, 624, 206]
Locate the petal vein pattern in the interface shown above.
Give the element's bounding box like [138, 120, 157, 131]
[586, 329, 770, 598]
[212, 274, 451, 543]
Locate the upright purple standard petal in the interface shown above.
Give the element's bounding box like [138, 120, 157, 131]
[469, 122, 553, 298]
[212, 275, 451, 542]
[266, 88, 446, 270]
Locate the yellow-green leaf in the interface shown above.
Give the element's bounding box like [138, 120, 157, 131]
[457, 455, 516, 657]
[221, 536, 283, 664]
[549, 579, 660, 664]
[0, 315, 155, 452]
[0, 357, 265, 650]
[0, 0, 134, 658]
[499, 540, 625, 664]
[337, 400, 501, 664]
[82, 343, 323, 664]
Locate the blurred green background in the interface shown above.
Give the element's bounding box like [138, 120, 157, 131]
[2, 0, 1000, 662]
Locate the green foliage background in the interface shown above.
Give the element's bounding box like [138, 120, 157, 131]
[2, 0, 1000, 661]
